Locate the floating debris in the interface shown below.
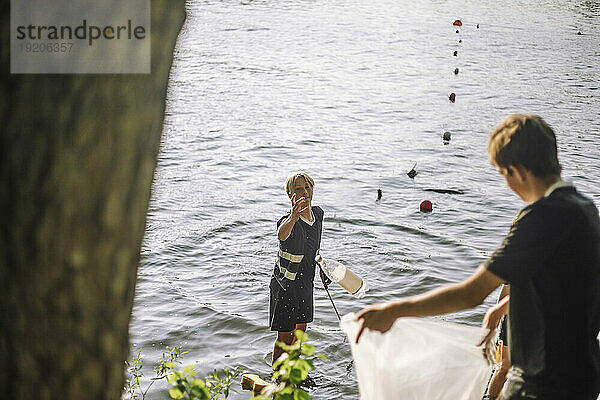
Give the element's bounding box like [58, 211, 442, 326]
[241, 374, 271, 393]
[454, 67, 459, 74]
[443, 131, 452, 141]
[449, 92, 456, 102]
[424, 188, 464, 195]
[377, 189, 382, 201]
[453, 50, 458, 56]
[407, 163, 418, 179]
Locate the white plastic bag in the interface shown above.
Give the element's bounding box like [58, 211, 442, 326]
[340, 314, 492, 400]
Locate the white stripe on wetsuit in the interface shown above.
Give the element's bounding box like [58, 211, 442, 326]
[276, 259, 297, 280]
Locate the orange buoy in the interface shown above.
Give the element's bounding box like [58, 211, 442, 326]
[453, 20, 463, 26]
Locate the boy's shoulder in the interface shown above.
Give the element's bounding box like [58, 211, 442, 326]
[518, 187, 599, 235]
[312, 205, 324, 220]
[538, 186, 597, 218]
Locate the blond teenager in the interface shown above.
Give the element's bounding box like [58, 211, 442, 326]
[270, 172, 329, 364]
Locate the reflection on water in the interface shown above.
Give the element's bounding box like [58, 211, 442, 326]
[130, 0, 599, 398]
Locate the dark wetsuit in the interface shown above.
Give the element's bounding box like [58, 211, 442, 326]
[485, 185, 600, 399]
[269, 206, 323, 332]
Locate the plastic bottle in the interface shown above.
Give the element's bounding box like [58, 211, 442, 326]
[316, 255, 368, 298]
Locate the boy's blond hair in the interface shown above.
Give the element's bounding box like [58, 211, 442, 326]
[284, 172, 315, 196]
[488, 114, 561, 177]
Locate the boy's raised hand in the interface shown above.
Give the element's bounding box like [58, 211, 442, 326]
[290, 193, 308, 219]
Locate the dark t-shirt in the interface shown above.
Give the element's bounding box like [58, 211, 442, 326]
[485, 186, 600, 394]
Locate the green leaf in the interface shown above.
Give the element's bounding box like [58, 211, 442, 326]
[272, 352, 289, 370]
[289, 368, 304, 385]
[294, 388, 311, 400]
[183, 365, 196, 376]
[276, 341, 300, 353]
[279, 386, 294, 395]
[191, 378, 205, 387]
[301, 343, 315, 356]
[169, 387, 184, 399]
[172, 371, 183, 380]
[278, 364, 290, 378]
[294, 359, 312, 374]
[191, 385, 210, 399]
[295, 330, 308, 343]
[316, 354, 327, 361]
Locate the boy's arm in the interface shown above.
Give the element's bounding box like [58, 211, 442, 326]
[277, 213, 299, 241]
[355, 265, 504, 343]
[478, 295, 510, 350]
[483, 294, 509, 331]
[277, 193, 308, 241]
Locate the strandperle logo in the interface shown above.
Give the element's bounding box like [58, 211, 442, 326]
[15, 19, 147, 46]
[11, 0, 150, 74]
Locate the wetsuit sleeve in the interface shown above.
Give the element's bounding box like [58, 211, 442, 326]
[485, 206, 547, 285]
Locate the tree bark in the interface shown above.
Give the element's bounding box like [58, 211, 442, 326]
[0, 1, 185, 398]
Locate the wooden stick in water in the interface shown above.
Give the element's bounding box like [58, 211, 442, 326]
[325, 286, 341, 321]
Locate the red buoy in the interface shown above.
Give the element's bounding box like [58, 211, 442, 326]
[453, 20, 463, 26]
[420, 200, 433, 212]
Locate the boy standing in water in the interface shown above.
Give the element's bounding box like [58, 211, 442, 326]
[356, 115, 600, 399]
[270, 172, 329, 364]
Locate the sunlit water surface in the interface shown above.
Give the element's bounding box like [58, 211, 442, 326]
[129, 0, 600, 398]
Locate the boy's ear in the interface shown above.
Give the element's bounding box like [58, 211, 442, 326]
[510, 164, 529, 183]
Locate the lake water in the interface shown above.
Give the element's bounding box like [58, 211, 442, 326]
[128, 0, 600, 398]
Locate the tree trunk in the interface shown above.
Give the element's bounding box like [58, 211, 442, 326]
[0, 1, 185, 398]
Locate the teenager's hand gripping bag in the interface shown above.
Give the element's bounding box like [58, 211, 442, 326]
[340, 314, 493, 400]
